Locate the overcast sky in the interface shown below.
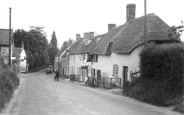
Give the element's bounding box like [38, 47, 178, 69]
[0, 0, 184, 48]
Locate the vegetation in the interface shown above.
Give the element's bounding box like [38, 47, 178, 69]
[123, 43, 184, 106]
[48, 31, 58, 65]
[14, 27, 58, 72]
[0, 56, 20, 111]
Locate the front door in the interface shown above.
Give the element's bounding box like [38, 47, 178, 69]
[122, 66, 128, 87]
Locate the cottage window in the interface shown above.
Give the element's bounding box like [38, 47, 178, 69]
[113, 64, 118, 76]
[96, 37, 101, 44]
[92, 55, 98, 62]
[83, 54, 85, 60]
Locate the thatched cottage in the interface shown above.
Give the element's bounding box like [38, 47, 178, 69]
[89, 4, 174, 86]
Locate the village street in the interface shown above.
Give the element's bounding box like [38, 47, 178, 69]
[1, 71, 181, 115]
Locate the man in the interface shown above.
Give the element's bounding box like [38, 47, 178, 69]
[55, 70, 59, 81]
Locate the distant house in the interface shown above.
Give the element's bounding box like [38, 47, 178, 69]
[55, 39, 74, 77]
[67, 35, 84, 80]
[0, 29, 27, 72]
[12, 42, 27, 73]
[89, 4, 175, 87]
[0, 29, 13, 64]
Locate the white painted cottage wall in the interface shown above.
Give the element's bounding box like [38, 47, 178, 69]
[19, 49, 27, 72]
[92, 45, 143, 84]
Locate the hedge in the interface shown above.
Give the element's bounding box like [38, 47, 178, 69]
[123, 43, 184, 106]
[0, 59, 20, 111]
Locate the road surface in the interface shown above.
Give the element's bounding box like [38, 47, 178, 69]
[1, 71, 181, 115]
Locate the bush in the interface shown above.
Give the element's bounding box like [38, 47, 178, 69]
[123, 43, 184, 106]
[0, 58, 20, 111]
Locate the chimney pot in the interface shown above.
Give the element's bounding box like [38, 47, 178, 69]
[76, 34, 80, 41]
[84, 32, 90, 39]
[89, 32, 94, 38]
[108, 24, 116, 31]
[126, 4, 136, 22]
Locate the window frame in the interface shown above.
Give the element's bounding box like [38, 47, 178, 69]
[113, 64, 118, 77]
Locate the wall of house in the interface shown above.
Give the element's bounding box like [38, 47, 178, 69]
[69, 54, 81, 75]
[19, 49, 27, 72]
[92, 45, 143, 86]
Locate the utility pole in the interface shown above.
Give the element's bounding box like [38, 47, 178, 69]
[144, 0, 147, 47]
[9, 7, 12, 67]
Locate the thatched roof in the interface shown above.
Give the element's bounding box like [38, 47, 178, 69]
[84, 34, 106, 53]
[90, 26, 123, 55]
[68, 38, 84, 54]
[0, 29, 13, 45]
[112, 13, 172, 54]
[55, 47, 67, 57]
[72, 39, 87, 54]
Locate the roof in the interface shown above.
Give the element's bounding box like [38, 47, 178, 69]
[12, 47, 22, 57]
[112, 13, 173, 54]
[69, 34, 106, 54]
[0, 29, 13, 45]
[84, 34, 106, 53]
[68, 38, 84, 54]
[55, 46, 68, 57]
[90, 25, 123, 55]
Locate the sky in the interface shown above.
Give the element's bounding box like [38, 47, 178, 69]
[0, 0, 184, 48]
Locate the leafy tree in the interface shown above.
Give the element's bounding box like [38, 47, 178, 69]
[168, 21, 184, 42]
[14, 26, 49, 70]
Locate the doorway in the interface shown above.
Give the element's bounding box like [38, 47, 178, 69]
[122, 66, 128, 87]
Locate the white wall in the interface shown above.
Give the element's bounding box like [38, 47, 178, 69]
[19, 49, 27, 72]
[92, 45, 143, 84]
[69, 54, 81, 75]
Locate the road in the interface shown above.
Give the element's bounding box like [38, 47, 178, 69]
[1, 71, 181, 115]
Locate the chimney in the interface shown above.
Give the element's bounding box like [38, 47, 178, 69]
[126, 4, 136, 22]
[76, 34, 81, 41]
[84, 32, 90, 39]
[89, 32, 94, 38]
[108, 24, 116, 31]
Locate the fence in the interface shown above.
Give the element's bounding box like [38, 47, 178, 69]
[86, 77, 121, 89]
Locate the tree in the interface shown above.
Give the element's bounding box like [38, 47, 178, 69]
[48, 31, 58, 64]
[14, 26, 50, 70]
[50, 31, 57, 48]
[168, 21, 184, 42]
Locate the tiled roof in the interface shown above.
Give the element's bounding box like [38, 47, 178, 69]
[0, 29, 13, 45]
[12, 47, 22, 58]
[112, 13, 173, 54]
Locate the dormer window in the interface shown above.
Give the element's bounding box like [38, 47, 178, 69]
[85, 40, 88, 45]
[96, 37, 101, 44]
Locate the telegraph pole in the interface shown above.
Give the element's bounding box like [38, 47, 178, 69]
[9, 7, 12, 66]
[144, 0, 147, 47]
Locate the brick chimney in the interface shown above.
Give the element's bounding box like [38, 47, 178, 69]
[108, 24, 116, 31]
[89, 32, 94, 38]
[126, 4, 136, 22]
[76, 34, 81, 41]
[84, 32, 90, 39]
